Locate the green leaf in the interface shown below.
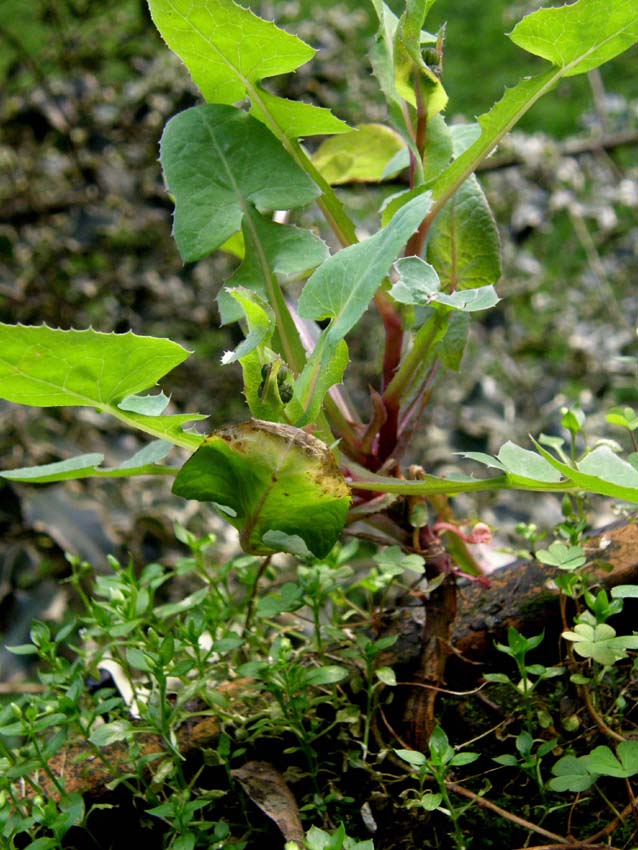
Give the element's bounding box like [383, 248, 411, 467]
[298, 193, 432, 343]
[394, 5, 447, 118]
[173, 835, 196, 850]
[432, 1, 638, 222]
[436, 312, 470, 371]
[457, 451, 506, 472]
[305, 665, 349, 686]
[419, 792, 443, 811]
[285, 336, 349, 428]
[0, 324, 188, 408]
[375, 667, 397, 686]
[562, 622, 638, 665]
[172, 420, 351, 556]
[534, 441, 638, 502]
[221, 288, 274, 366]
[118, 392, 170, 416]
[497, 441, 563, 484]
[606, 406, 638, 431]
[549, 754, 596, 792]
[0, 324, 202, 449]
[219, 213, 328, 325]
[312, 124, 406, 185]
[611, 585, 638, 599]
[391, 257, 500, 312]
[0, 442, 175, 484]
[88, 720, 132, 748]
[535, 542, 586, 571]
[147, 0, 348, 138]
[160, 105, 320, 263]
[390, 256, 440, 303]
[450, 751, 479, 767]
[427, 174, 501, 291]
[587, 743, 638, 778]
[509, 0, 638, 77]
[394, 748, 427, 768]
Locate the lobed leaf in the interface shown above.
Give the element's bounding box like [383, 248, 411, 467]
[147, 0, 348, 138]
[509, 0, 638, 77]
[160, 105, 320, 263]
[0, 324, 204, 448]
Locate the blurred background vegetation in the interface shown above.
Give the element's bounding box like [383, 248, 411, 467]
[0, 0, 637, 658]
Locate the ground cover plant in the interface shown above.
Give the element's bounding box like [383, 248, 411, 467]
[1, 0, 638, 848]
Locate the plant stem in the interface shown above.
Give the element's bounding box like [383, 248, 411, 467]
[383, 313, 446, 411]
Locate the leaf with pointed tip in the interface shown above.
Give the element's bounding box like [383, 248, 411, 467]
[147, 0, 348, 138]
[172, 420, 350, 556]
[432, 0, 638, 218]
[312, 124, 406, 185]
[218, 210, 327, 325]
[221, 288, 274, 366]
[298, 193, 432, 344]
[284, 335, 349, 428]
[533, 441, 638, 502]
[509, 0, 638, 77]
[497, 441, 563, 484]
[427, 173, 501, 291]
[1, 442, 175, 484]
[160, 105, 320, 263]
[0, 323, 203, 449]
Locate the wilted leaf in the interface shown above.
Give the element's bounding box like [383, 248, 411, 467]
[172, 420, 350, 556]
[231, 761, 305, 846]
[312, 124, 406, 184]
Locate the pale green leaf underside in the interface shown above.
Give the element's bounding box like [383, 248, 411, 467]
[0, 324, 204, 449]
[147, 0, 348, 137]
[172, 420, 350, 556]
[220, 287, 274, 364]
[390, 257, 500, 312]
[534, 441, 638, 502]
[160, 104, 320, 262]
[0, 442, 175, 484]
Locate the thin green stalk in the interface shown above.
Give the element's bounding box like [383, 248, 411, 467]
[383, 313, 446, 409]
[30, 733, 66, 798]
